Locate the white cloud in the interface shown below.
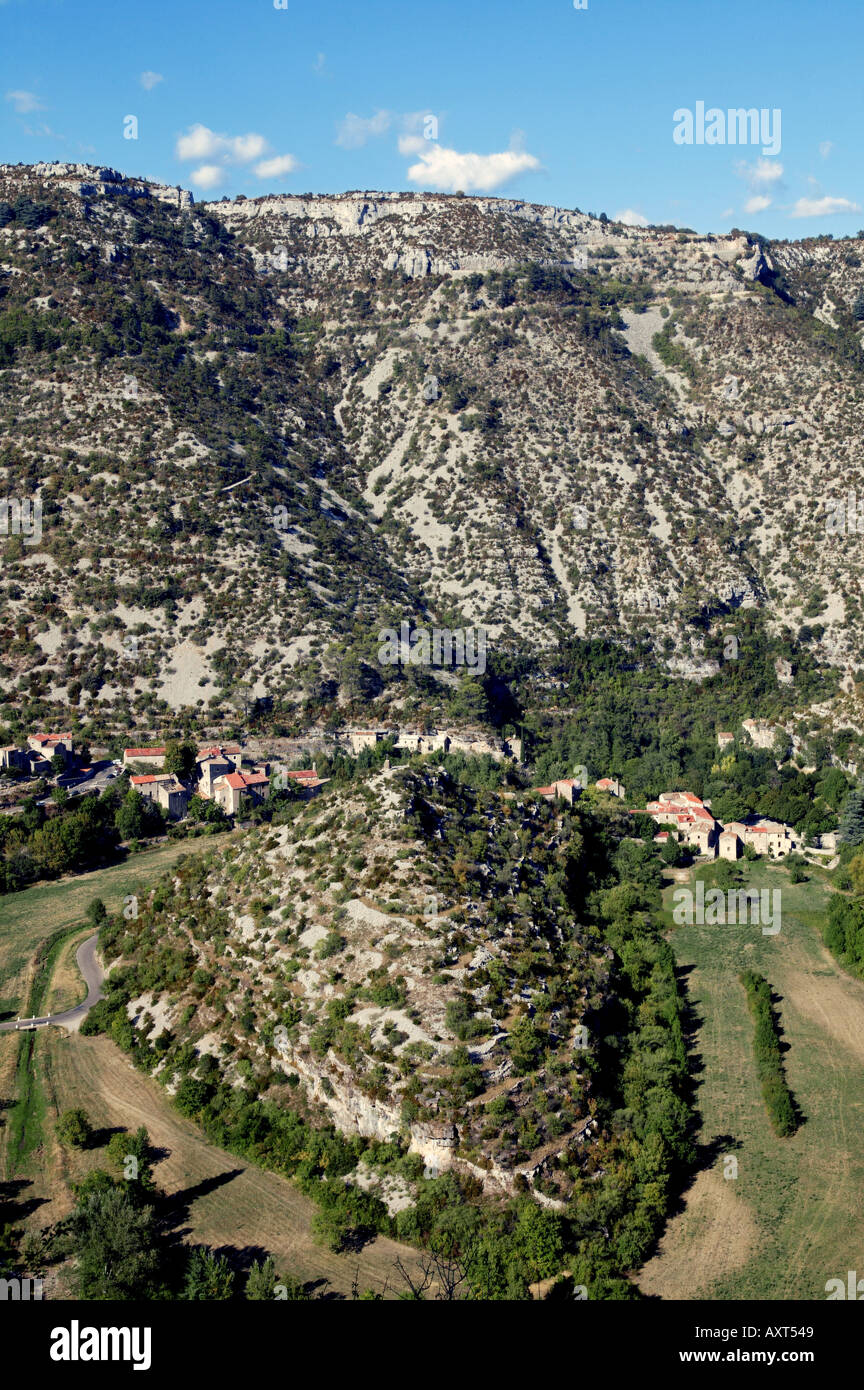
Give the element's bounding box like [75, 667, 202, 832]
[189, 164, 224, 190]
[336, 109, 392, 149]
[254, 153, 299, 179]
[744, 194, 771, 214]
[614, 208, 648, 227]
[819, 140, 833, 159]
[5, 90, 44, 114]
[399, 135, 541, 192]
[176, 124, 268, 165]
[738, 156, 784, 190]
[176, 125, 223, 160]
[313, 53, 326, 73]
[139, 71, 163, 91]
[230, 133, 268, 163]
[790, 195, 862, 218]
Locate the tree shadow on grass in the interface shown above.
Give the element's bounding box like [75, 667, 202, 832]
[158, 1167, 245, 1228]
[0, 1176, 50, 1224]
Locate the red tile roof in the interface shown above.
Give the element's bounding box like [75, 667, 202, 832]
[219, 772, 269, 791]
[124, 747, 166, 757]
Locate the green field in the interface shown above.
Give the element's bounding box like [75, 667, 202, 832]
[638, 858, 864, 1300]
[0, 832, 233, 1018]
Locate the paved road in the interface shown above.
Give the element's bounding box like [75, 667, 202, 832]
[0, 934, 105, 1033]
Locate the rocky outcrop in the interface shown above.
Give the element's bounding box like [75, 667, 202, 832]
[0, 162, 194, 208]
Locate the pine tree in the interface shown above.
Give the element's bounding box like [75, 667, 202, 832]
[839, 785, 864, 845]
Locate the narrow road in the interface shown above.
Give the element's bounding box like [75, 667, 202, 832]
[0, 934, 105, 1032]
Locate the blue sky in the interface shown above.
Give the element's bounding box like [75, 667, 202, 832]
[1, 0, 862, 238]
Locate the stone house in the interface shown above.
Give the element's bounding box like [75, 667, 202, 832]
[129, 773, 191, 820]
[722, 818, 799, 858]
[718, 829, 741, 860]
[350, 730, 387, 754]
[28, 733, 74, 764]
[716, 732, 734, 749]
[123, 746, 166, 770]
[212, 770, 271, 816]
[552, 778, 581, 804]
[276, 766, 327, 799]
[0, 745, 29, 771]
[596, 777, 625, 797]
[196, 744, 242, 769]
[197, 755, 238, 798]
[156, 778, 191, 819]
[531, 780, 580, 805]
[644, 792, 719, 855]
[352, 727, 522, 763]
[129, 773, 172, 803]
[741, 719, 777, 750]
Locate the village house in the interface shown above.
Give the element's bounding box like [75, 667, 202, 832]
[718, 829, 741, 860]
[196, 744, 243, 769]
[274, 765, 327, 799]
[156, 778, 191, 820]
[741, 719, 777, 750]
[28, 733, 74, 764]
[716, 731, 735, 749]
[0, 745, 29, 772]
[596, 777, 625, 797]
[197, 753, 242, 798]
[212, 770, 271, 816]
[350, 730, 388, 754]
[641, 791, 719, 856]
[531, 779, 581, 805]
[129, 773, 173, 803]
[123, 746, 167, 770]
[721, 818, 801, 859]
[129, 773, 191, 821]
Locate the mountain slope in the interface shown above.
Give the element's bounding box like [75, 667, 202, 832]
[2, 163, 864, 730]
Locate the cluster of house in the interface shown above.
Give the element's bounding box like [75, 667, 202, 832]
[528, 772, 833, 860]
[0, 733, 75, 776]
[637, 789, 836, 859]
[532, 776, 626, 804]
[123, 744, 327, 820]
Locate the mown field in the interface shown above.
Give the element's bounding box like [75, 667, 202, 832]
[638, 858, 864, 1300]
[32, 1030, 421, 1298]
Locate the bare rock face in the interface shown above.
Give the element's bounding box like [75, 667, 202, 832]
[1, 162, 194, 208]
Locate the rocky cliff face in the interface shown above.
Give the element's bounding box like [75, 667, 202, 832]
[1, 163, 863, 731]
